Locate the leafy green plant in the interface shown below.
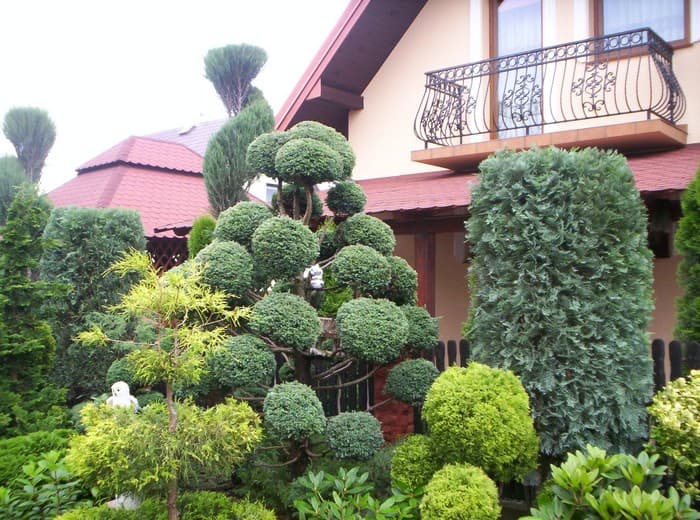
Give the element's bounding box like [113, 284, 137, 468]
[186, 214, 216, 258]
[0, 429, 74, 487]
[333, 245, 392, 297]
[195, 239, 254, 298]
[385, 359, 439, 406]
[390, 434, 441, 490]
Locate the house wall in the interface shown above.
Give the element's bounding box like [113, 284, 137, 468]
[650, 254, 683, 343]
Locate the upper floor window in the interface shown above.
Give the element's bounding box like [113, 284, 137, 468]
[496, 0, 542, 56]
[596, 0, 688, 45]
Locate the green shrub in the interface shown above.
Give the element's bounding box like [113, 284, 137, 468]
[333, 245, 391, 296]
[391, 434, 441, 490]
[286, 121, 355, 179]
[195, 239, 254, 298]
[135, 391, 164, 409]
[187, 214, 216, 258]
[420, 463, 500, 520]
[326, 412, 384, 460]
[249, 293, 320, 351]
[263, 382, 326, 442]
[271, 184, 323, 219]
[251, 216, 319, 279]
[382, 256, 418, 305]
[213, 201, 272, 248]
[648, 370, 700, 499]
[247, 130, 291, 179]
[422, 363, 539, 482]
[316, 220, 338, 261]
[337, 213, 395, 256]
[275, 138, 343, 185]
[336, 298, 408, 363]
[208, 334, 276, 390]
[326, 181, 366, 216]
[0, 429, 73, 487]
[385, 359, 439, 406]
[467, 147, 654, 457]
[105, 357, 137, 388]
[401, 305, 439, 353]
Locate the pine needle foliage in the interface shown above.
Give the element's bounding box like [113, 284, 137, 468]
[467, 147, 654, 458]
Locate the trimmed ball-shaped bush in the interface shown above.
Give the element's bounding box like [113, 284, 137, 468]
[251, 216, 320, 279]
[287, 121, 355, 179]
[337, 213, 395, 256]
[275, 138, 343, 185]
[422, 363, 539, 482]
[263, 382, 326, 441]
[385, 359, 439, 405]
[336, 298, 408, 363]
[333, 245, 391, 296]
[420, 464, 500, 520]
[248, 293, 321, 351]
[195, 240, 254, 298]
[105, 357, 137, 388]
[383, 256, 418, 305]
[402, 305, 439, 353]
[209, 334, 276, 389]
[214, 202, 273, 248]
[247, 130, 291, 179]
[390, 434, 441, 489]
[271, 184, 323, 220]
[326, 181, 366, 216]
[187, 214, 216, 258]
[326, 411, 384, 460]
[316, 225, 338, 261]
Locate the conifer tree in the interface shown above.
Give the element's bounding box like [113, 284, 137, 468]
[675, 167, 700, 344]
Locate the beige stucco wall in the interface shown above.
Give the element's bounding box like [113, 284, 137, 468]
[434, 231, 470, 341]
[650, 254, 683, 344]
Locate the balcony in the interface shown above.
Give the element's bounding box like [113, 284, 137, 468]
[412, 28, 687, 171]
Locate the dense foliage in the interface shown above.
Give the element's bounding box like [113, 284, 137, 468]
[207, 334, 276, 390]
[675, 167, 700, 343]
[333, 244, 391, 296]
[390, 434, 440, 490]
[2, 106, 56, 183]
[401, 305, 438, 352]
[263, 382, 326, 442]
[0, 155, 26, 226]
[251, 216, 319, 280]
[337, 213, 395, 256]
[186, 214, 216, 258]
[420, 464, 500, 520]
[213, 201, 272, 248]
[384, 359, 439, 406]
[325, 412, 384, 460]
[0, 429, 73, 487]
[249, 292, 320, 351]
[467, 146, 653, 457]
[325, 180, 366, 216]
[382, 256, 418, 305]
[195, 239, 254, 298]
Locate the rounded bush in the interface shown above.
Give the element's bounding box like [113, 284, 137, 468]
[390, 434, 441, 489]
[214, 202, 273, 248]
[402, 305, 439, 353]
[271, 184, 323, 220]
[420, 464, 500, 520]
[326, 181, 366, 216]
[263, 382, 326, 441]
[337, 213, 395, 256]
[383, 256, 418, 305]
[385, 359, 439, 405]
[195, 240, 253, 298]
[251, 216, 319, 280]
[422, 363, 539, 482]
[135, 391, 164, 409]
[249, 293, 321, 351]
[275, 138, 343, 185]
[326, 411, 384, 460]
[333, 245, 391, 296]
[105, 357, 137, 388]
[247, 130, 291, 179]
[336, 298, 408, 363]
[0, 429, 73, 487]
[287, 121, 355, 179]
[187, 214, 216, 258]
[209, 334, 276, 389]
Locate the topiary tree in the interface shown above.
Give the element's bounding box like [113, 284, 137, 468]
[213, 201, 272, 249]
[186, 214, 216, 258]
[385, 359, 439, 406]
[326, 180, 366, 216]
[467, 146, 654, 459]
[337, 213, 395, 256]
[675, 167, 700, 345]
[195, 240, 254, 299]
[325, 411, 384, 460]
[332, 245, 391, 297]
[2, 107, 56, 184]
[390, 434, 441, 490]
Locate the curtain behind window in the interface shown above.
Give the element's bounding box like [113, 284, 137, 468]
[603, 0, 684, 41]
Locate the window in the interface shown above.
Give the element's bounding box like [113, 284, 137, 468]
[265, 183, 277, 204]
[596, 0, 688, 45]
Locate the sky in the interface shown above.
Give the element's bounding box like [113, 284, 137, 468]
[0, 0, 349, 192]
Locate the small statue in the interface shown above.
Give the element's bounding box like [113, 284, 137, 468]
[106, 381, 139, 412]
[303, 263, 324, 290]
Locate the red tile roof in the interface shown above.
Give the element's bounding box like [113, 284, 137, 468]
[628, 143, 700, 192]
[78, 136, 203, 174]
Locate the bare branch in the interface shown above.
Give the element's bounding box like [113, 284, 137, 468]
[313, 365, 380, 391]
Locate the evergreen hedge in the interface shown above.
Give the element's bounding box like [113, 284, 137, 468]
[675, 167, 700, 343]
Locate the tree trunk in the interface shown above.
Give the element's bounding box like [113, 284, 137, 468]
[165, 383, 179, 519]
[302, 186, 313, 225]
[167, 480, 179, 520]
[294, 350, 312, 386]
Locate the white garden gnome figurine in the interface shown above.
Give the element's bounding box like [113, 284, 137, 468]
[304, 263, 324, 290]
[106, 381, 140, 509]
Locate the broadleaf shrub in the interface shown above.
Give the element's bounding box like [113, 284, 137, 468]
[0, 429, 74, 487]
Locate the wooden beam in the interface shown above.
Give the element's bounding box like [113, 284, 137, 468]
[415, 232, 436, 315]
[308, 80, 364, 109]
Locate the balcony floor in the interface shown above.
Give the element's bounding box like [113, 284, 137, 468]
[411, 119, 688, 172]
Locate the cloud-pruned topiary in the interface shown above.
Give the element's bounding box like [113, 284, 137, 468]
[214, 202, 273, 248]
[286, 121, 355, 179]
[195, 240, 253, 298]
[390, 434, 441, 490]
[385, 359, 439, 406]
[422, 363, 539, 483]
[247, 130, 291, 179]
[401, 305, 439, 353]
[271, 184, 323, 220]
[251, 216, 319, 279]
[187, 214, 216, 258]
[420, 464, 500, 520]
[275, 138, 343, 185]
[263, 382, 326, 441]
[208, 334, 276, 390]
[333, 245, 391, 296]
[326, 181, 366, 216]
[382, 256, 418, 305]
[248, 293, 320, 351]
[326, 411, 384, 460]
[467, 147, 653, 457]
[337, 213, 395, 256]
[336, 298, 408, 363]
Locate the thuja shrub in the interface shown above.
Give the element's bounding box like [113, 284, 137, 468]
[195, 240, 253, 298]
[187, 214, 216, 258]
[285, 120, 355, 179]
[420, 463, 500, 520]
[648, 370, 700, 499]
[326, 180, 366, 216]
[675, 167, 700, 343]
[208, 334, 276, 390]
[326, 412, 384, 460]
[385, 359, 439, 406]
[391, 434, 441, 490]
[382, 256, 418, 305]
[248, 292, 320, 351]
[337, 213, 395, 256]
[422, 363, 539, 482]
[467, 146, 653, 458]
[401, 305, 439, 353]
[213, 201, 272, 248]
[251, 216, 319, 280]
[336, 297, 408, 363]
[263, 382, 326, 442]
[333, 244, 391, 296]
[275, 138, 343, 185]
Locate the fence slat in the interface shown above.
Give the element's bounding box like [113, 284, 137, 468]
[435, 341, 446, 372]
[651, 339, 666, 392]
[447, 340, 457, 366]
[459, 339, 470, 367]
[669, 340, 683, 381]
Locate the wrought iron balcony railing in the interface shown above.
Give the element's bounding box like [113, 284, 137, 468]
[414, 28, 686, 147]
